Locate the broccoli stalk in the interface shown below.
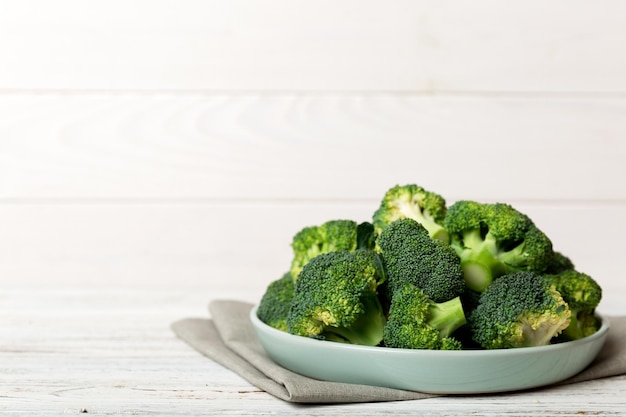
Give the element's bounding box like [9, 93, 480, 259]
[287, 249, 387, 346]
[373, 184, 449, 243]
[469, 271, 571, 349]
[428, 297, 468, 339]
[317, 295, 387, 344]
[452, 228, 507, 292]
[564, 314, 602, 341]
[383, 284, 466, 350]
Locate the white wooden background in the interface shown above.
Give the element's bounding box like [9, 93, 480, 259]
[1, 2, 626, 415]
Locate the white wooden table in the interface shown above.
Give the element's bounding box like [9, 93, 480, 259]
[2, 287, 625, 416]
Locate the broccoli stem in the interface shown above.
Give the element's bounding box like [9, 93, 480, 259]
[461, 262, 492, 293]
[397, 201, 449, 243]
[562, 315, 584, 341]
[459, 230, 507, 292]
[497, 243, 530, 269]
[561, 310, 598, 341]
[460, 250, 506, 292]
[430, 227, 450, 244]
[427, 296, 467, 338]
[320, 296, 386, 345]
[460, 228, 484, 249]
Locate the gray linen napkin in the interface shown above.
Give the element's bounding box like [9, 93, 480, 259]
[171, 300, 626, 404]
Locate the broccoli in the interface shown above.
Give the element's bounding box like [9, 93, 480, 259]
[444, 201, 554, 292]
[286, 249, 387, 346]
[545, 251, 576, 274]
[469, 271, 571, 349]
[459, 287, 482, 316]
[289, 219, 358, 280]
[256, 272, 295, 331]
[543, 269, 602, 341]
[376, 218, 465, 303]
[373, 184, 449, 243]
[383, 283, 466, 350]
[356, 221, 377, 252]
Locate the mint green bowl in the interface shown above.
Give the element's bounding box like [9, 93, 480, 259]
[250, 306, 609, 394]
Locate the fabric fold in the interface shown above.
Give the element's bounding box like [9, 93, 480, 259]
[171, 300, 626, 404]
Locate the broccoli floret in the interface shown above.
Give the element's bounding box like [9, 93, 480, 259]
[256, 272, 295, 331]
[373, 184, 449, 243]
[545, 251, 576, 274]
[383, 283, 466, 350]
[543, 269, 602, 340]
[289, 219, 359, 280]
[376, 218, 465, 303]
[445, 201, 554, 292]
[287, 249, 387, 346]
[356, 221, 377, 252]
[469, 271, 571, 349]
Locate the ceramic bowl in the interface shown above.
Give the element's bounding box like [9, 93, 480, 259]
[250, 306, 609, 394]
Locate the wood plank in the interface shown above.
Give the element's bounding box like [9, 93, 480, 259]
[1, 288, 625, 415]
[1, 202, 624, 315]
[1, 93, 625, 201]
[1, 1, 625, 92]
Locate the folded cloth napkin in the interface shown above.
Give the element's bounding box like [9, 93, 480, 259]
[171, 300, 626, 404]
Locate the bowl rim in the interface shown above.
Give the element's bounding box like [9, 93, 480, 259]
[249, 304, 610, 357]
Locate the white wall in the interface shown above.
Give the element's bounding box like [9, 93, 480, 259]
[1, 2, 625, 313]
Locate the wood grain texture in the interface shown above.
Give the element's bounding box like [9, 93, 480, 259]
[1, 202, 624, 315]
[1, 289, 625, 416]
[1, 1, 625, 92]
[1, 93, 625, 201]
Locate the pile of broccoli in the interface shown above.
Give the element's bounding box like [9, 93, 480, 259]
[256, 183, 603, 350]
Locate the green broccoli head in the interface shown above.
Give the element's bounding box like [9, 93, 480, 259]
[383, 283, 466, 350]
[373, 184, 449, 243]
[544, 251, 576, 274]
[287, 249, 387, 346]
[543, 269, 602, 340]
[469, 271, 571, 349]
[445, 201, 554, 292]
[256, 272, 295, 331]
[289, 219, 359, 280]
[376, 218, 465, 303]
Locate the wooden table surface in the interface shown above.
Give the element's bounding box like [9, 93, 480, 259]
[2, 287, 625, 416]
